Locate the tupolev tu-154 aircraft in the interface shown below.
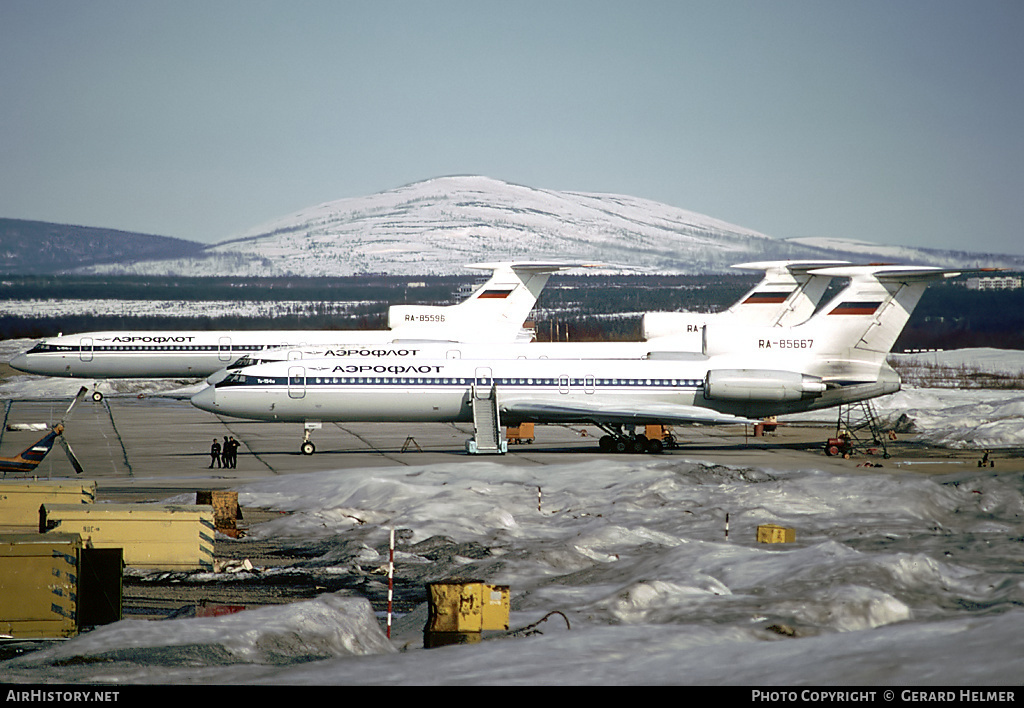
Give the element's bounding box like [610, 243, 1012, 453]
[9, 262, 587, 398]
[198, 259, 851, 452]
[210, 260, 851, 378]
[191, 265, 959, 454]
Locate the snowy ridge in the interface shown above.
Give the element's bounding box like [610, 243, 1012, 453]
[79, 176, 1024, 276]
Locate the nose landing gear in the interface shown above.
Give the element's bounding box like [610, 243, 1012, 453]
[299, 422, 321, 455]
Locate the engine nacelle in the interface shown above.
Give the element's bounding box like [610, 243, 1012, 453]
[704, 369, 826, 402]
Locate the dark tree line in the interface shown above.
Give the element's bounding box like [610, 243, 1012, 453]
[3, 274, 1024, 350]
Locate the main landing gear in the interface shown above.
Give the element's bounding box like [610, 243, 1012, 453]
[595, 425, 672, 454]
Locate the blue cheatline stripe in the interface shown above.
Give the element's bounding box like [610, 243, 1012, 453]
[31, 344, 267, 353]
[221, 376, 706, 389]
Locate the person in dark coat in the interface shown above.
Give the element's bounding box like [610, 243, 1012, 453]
[222, 436, 230, 467]
[227, 436, 239, 468]
[209, 438, 222, 468]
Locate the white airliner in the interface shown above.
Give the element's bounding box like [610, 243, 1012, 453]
[210, 260, 850, 378]
[8, 262, 586, 397]
[191, 265, 959, 454]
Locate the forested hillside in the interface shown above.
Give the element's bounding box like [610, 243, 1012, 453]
[0, 219, 205, 274]
[2, 273, 1022, 349]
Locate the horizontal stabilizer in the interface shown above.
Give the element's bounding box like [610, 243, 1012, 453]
[6, 423, 49, 432]
[464, 261, 604, 274]
[807, 265, 963, 282]
[730, 260, 851, 274]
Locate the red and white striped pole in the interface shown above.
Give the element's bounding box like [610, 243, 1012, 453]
[387, 527, 395, 638]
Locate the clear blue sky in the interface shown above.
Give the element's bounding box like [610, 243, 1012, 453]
[2, 1, 1022, 254]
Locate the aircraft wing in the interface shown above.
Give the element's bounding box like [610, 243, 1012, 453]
[500, 399, 758, 426]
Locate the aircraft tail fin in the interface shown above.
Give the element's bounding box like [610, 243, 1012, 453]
[724, 260, 851, 326]
[388, 262, 599, 342]
[701, 266, 963, 379]
[804, 265, 962, 358]
[642, 260, 849, 340]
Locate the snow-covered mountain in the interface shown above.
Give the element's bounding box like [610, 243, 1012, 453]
[82, 176, 1024, 276]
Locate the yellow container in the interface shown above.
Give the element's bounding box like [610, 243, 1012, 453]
[506, 423, 534, 442]
[0, 533, 81, 638]
[40, 503, 214, 571]
[426, 581, 510, 633]
[481, 584, 510, 631]
[757, 524, 796, 544]
[645, 424, 666, 440]
[0, 480, 96, 530]
[196, 490, 242, 537]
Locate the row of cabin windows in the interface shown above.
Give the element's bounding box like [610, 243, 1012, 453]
[32, 344, 268, 352]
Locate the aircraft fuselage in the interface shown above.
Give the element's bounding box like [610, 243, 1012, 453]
[9, 330, 431, 379]
[191, 356, 900, 425]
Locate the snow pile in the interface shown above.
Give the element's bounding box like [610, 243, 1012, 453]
[3, 455, 1023, 684]
[2, 594, 393, 683]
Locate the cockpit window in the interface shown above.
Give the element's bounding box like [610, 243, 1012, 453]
[229, 356, 255, 369]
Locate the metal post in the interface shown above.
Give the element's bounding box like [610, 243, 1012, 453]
[387, 527, 395, 638]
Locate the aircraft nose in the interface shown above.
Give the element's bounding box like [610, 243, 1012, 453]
[9, 353, 32, 373]
[191, 385, 218, 412]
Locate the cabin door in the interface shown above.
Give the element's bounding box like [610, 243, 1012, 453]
[287, 366, 306, 399]
[474, 367, 493, 399]
[218, 337, 233, 362]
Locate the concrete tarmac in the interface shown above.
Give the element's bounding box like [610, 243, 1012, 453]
[3, 394, 1019, 503]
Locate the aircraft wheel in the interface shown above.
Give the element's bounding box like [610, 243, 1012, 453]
[300, 441, 316, 455]
[613, 438, 629, 454]
[631, 435, 648, 453]
[599, 435, 615, 452]
[92, 391, 103, 402]
[646, 438, 664, 454]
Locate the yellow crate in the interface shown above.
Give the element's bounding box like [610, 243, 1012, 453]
[645, 424, 666, 440]
[0, 480, 96, 529]
[481, 584, 510, 631]
[196, 490, 241, 537]
[757, 524, 796, 544]
[426, 581, 510, 633]
[40, 503, 214, 571]
[506, 423, 534, 442]
[0, 533, 81, 638]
